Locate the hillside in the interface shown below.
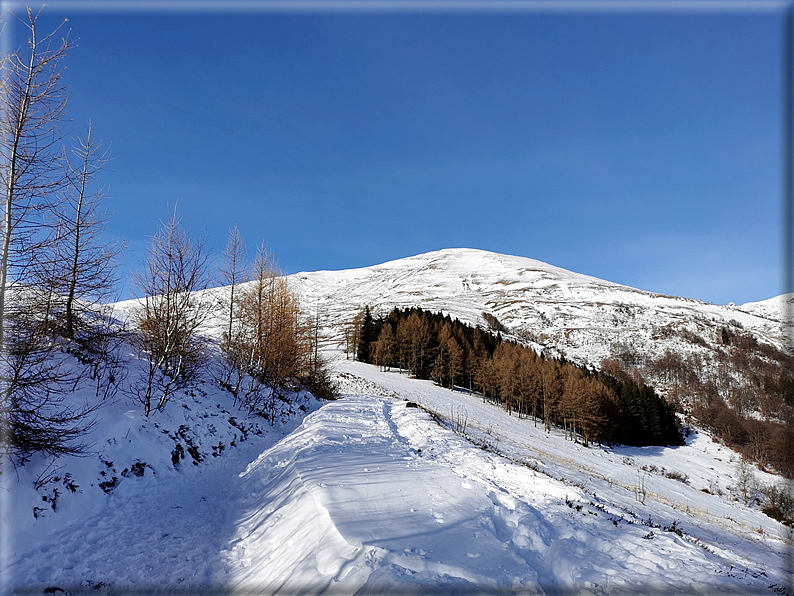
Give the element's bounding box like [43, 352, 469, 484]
[289, 248, 788, 367]
[9, 353, 791, 594]
[7, 248, 792, 594]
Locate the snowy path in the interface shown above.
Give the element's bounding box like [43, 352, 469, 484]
[9, 436, 274, 592]
[10, 364, 790, 594]
[219, 372, 785, 594]
[222, 393, 553, 593]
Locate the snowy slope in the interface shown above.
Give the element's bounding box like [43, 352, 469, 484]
[738, 293, 794, 325]
[7, 248, 792, 594]
[115, 248, 789, 370]
[288, 248, 789, 368]
[222, 359, 790, 594]
[10, 354, 790, 594]
[4, 341, 324, 594]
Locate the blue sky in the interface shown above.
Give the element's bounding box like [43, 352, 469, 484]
[11, 1, 785, 304]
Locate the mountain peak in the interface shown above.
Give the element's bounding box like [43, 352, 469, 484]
[291, 248, 788, 367]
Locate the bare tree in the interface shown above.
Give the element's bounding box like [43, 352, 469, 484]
[57, 122, 121, 338]
[132, 207, 211, 417]
[344, 310, 364, 360]
[0, 10, 116, 459]
[224, 242, 337, 418]
[301, 303, 336, 400]
[732, 458, 759, 506]
[0, 8, 71, 346]
[217, 224, 246, 350]
[217, 242, 275, 408]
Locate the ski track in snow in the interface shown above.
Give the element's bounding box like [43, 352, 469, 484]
[8, 360, 792, 595]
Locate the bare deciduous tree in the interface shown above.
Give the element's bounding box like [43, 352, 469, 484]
[0, 8, 71, 346]
[132, 207, 211, 417]
[218, 224, 246, 350]
[301, 303, 336, 400]
[0, 10, 117, 459]
[216, 242, 274, 408]
[218, 238, 336, 412]
[57, 122, 121, 338]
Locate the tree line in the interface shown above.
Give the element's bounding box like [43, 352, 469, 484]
[610, 326, 794, 478]
[350, 306, 682, 447]
[0, 10, 335, 463]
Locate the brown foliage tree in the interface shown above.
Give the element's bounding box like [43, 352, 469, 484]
[132, 208, 211, 417]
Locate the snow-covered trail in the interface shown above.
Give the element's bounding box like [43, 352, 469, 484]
[220, 373, 784, 594]
[223, 393, 553, 594]
[10, 364, 789, 594]
[8, 436, 269, 592]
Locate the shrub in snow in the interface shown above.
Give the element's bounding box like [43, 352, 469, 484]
[761, 481, 794, 525]
[730, 459, 760, 506]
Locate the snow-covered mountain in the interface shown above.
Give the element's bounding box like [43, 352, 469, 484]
[289, 247, 789, 366]
[9, 248, 793, 595]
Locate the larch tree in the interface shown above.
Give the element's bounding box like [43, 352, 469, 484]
[0, 8, 71, 346]
[375, 323, 395, 371]
[345, 310, 364, 360]
[0, 10, 115, 459]
[234, 243, 309, 421]
[395, 317, 412, 374]
[219, 242, 275, 409]
[218, 224, 246, 351]
[301, 302, 336, 400]
[406, 312, 430, 378]
[446, 335, 463, 390]
[57, 122, 121, 337]
[132, 207, 211, 417]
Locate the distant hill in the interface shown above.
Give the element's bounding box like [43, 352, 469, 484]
[287, 247, 788, 366]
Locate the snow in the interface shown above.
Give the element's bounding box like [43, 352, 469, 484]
[4, 343, 323, 594]
[7, 351, 791, 594]
[6, 248, 793, 594]
[287, 248, 790, 369]
[738, 293, 794, 325]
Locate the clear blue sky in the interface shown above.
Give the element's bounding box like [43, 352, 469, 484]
[9, 1, 786, 304]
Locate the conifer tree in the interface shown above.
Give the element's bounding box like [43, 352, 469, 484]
[0, 11, 119, 458]
[49, 122, 121, 338]
[357, 306, 376, 363]
[132, 207, 211, 417]
[396, 317, 412, 374]
[375, 323, 395, 371]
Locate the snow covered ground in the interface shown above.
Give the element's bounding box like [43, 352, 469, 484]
[7, 351, 791, 595]
[288, 248, 790, 368]
[333, 359, 792, 593]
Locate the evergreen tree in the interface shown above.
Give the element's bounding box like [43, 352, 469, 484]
[356, 306, 376, 363]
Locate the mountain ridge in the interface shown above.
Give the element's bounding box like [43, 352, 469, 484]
[286, 247, 789, 370]
[292, 247, 784, 309]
